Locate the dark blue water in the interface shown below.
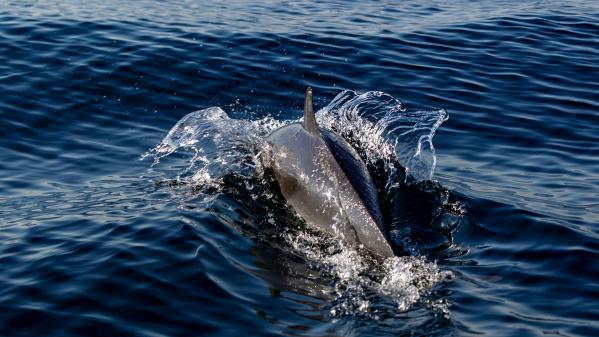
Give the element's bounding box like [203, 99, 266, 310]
[1, 1, 598, 336]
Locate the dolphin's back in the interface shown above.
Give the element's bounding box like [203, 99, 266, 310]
[266, 88, 395, 257]
[321, 129, 390, 244]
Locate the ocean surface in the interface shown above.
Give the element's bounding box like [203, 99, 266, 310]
[1, 1, 598, 336]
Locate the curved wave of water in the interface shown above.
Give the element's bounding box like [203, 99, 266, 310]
[317, 90, 448, 181]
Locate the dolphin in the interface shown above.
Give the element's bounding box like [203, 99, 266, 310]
[267, 87, 396, 257]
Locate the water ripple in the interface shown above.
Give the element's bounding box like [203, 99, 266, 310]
[0, 1, 598, 336]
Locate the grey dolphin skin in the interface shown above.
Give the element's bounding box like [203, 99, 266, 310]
[267, 87, 395, 257]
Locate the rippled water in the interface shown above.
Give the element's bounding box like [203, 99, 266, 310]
[1, 1, 598, 336]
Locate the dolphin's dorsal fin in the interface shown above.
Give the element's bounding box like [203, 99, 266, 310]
[303, 87, 319, 135]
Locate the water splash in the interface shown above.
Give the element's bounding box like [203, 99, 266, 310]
[284, 229, 452, 317]
[142, 90, 453, 316]
[317, 90, 448, 181]
[142, 90, 448, 190]
[141, 106, 287, 191]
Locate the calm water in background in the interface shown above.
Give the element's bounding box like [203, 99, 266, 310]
[1, 1, 598, 336]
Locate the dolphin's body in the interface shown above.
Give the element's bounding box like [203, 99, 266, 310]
[267, 88, 395, 257]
